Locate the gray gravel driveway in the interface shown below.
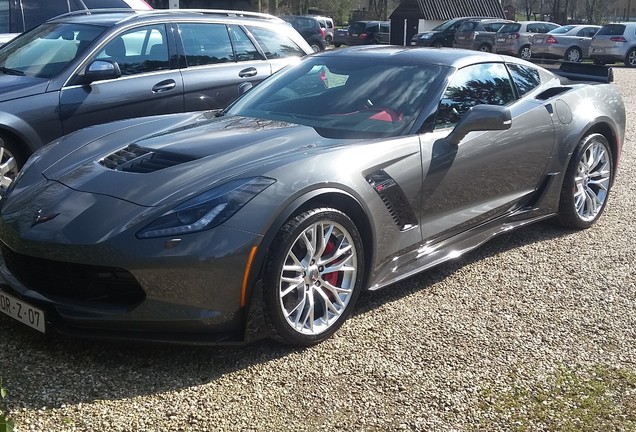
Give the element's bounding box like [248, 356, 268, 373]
[1, 68, 635, 432]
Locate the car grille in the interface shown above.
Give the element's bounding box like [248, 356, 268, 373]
[1, 244, 145, 307]
[99, 145, 197, 173]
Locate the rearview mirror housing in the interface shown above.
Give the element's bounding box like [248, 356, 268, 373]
[446, 105, 512, 146]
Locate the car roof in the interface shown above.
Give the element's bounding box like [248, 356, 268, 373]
[316, 45, 537, 69]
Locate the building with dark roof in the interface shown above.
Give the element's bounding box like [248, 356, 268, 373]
[389, 0, 505, 44]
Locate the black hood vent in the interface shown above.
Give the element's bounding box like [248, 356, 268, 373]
[99, 145, 198, 173]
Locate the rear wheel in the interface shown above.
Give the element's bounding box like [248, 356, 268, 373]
[519, 45, 532, 60]
[564, 46, 582, 62]
[310, 43, 322, 52]
[625, 48, 636, 67]
[478, 43, 491, 52]
[263, 208, 364, 346]
[0, 134, 25, 189]
[557, 134, 613, 229]
[325, 35, 332, 45]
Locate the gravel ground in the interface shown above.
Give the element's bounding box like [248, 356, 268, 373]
[1, 68, 635, 432]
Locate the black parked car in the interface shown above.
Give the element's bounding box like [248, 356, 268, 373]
[281, 15, 326, 52]
[0, 0, 152, 44]
[0, 9, 312, 187]
[411, 16, 499, 47]
[345, 20, 390, 45]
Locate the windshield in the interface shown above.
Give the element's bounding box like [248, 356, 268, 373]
[227, 55, 447, 138]
[0, 23, 106, 78]
[431, 19, 462, 32]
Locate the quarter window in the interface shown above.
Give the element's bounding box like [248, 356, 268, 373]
[246, 26, 306, 59]
[227, 25, 265, 62]
[435, 63, 515, 130]
[507, 63, 541, 97]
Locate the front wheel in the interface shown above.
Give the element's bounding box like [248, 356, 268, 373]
[0, 134, 25, 189]
[478, 43, 491, 52]
[557, 134, 613, 229]
[263, 208, 365, 345]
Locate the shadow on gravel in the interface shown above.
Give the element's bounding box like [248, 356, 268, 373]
[0, 220, 577, 411]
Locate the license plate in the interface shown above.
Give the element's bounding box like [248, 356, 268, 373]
[352, 33, 358, 37]
[593, 48, 605, 53]
[0, 290, 45, 333]
[497, 37, 506, 42]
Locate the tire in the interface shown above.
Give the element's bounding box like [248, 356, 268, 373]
[325, 35, 332, 45]
[263, 208, 365, 345]
[519, 45, 532, 60]
[478, 43, 491, 53]
[564, 46, 582, 62]
[624, 48, 636, 67]
[0, 133, 26, 190]
[557, 133, 613, 229]
[334, 43, 342, 47]
[310, 43, 322, 52]
[433, 40, 444, 48]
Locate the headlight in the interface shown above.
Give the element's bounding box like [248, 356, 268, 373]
[136, 177, 275, 239]
[421, 33, 432, 39]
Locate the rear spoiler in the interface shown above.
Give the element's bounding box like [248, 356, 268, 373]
[553, 62, 614, 83]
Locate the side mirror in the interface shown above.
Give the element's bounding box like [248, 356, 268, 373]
[446, 105, 512, 146]
[82, 59, 121, 84]
[238, 82, 253, 95]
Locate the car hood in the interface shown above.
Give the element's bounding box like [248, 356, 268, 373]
[39, 112, 352, 207]
[0, 74, 49, 102]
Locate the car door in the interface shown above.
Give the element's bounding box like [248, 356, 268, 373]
[177, 22, 271, 111]
[59, 23, 184, 135]
[577, 26, 599, 56]
[418, 62, 555, 242]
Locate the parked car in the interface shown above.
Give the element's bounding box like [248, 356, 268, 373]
[333, 26, 348, 47]
[281, 15, 326, 52]
[0, 0, 152, 44]
[589, 22, 636, 67]
[495, 21, 560, 60]
[345, 20, 390, 45]
[311, 15, 335, 45]
[0, 47, 624, 346]
[452, 18, 512, 52]
[532, 24, 600, 62]
[0, 9, 312, 187]
[411, 16, 499, 47]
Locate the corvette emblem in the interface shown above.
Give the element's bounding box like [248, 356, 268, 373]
[32, 210, 59, 227]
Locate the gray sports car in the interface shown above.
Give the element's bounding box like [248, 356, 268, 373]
[0, 47, 625, 346]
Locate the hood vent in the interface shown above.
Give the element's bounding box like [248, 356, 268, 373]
[99, 145, 198, 173]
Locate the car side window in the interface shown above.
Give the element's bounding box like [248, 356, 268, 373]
[178, 23, 233, 66]
[227, 25, 265, 62]
[507, 63, 541, 97]
[435, 63, 515, 130]
[0, 0, 9, 33]
[96, 25, 169, 75]
[246, 25, 306, 59]
[578, 27, 598, 37]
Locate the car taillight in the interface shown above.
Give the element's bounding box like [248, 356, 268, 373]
[320, 28, 325, 38]
[546, 35, 558, 44]
[610, 36, 627, 42]
[509, 33, 520, 39]
[359, 33, 367, 39]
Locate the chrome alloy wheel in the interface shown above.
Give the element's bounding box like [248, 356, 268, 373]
[278, 220, 358, 336]
[0, 145, 19, 189]
[573, 139, 611, 222]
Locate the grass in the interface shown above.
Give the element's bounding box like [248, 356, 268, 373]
[476, 364, 636, 431]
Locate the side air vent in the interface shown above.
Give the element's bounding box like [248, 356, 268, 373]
[99, 145, 198, 173]
[535, 87, 571, 100]
[366, 170, 418, 231]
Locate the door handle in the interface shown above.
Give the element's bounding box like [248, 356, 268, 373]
[239, 67, 258, 78]
[152, 79, 176, 93]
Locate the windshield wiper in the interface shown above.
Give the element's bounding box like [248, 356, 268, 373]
[1, 66, 25, 76]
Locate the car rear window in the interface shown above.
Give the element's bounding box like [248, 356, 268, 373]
[550, 25, 575, 34]
[597, 24, 626, 36]
[458, 22, 479, 32]
[349, 22, 367, 33]
[499, 23, 521, 33]
[483, 22, 506, 32]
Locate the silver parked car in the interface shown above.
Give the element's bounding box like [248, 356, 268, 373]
[589, 22, 636, 67]
[495, 21, 560, 60]
[532, 25, 600, 62]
